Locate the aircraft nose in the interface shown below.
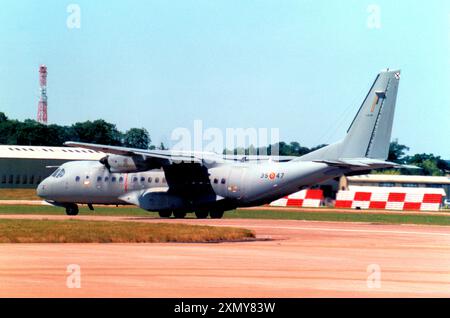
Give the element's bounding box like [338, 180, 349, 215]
[36, 179, 50, 198]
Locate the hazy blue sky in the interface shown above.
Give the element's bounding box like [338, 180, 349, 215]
[0, 0, 449, 157]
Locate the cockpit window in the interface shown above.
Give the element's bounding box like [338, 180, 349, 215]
[56, 169, 65, 178]
[51, 168, 65, 178]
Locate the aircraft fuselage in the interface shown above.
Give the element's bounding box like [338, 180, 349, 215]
[37, 159, 341, 212]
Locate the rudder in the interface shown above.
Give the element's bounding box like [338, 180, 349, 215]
[299, 69, 400, 161]
[341, 69, 400, 159]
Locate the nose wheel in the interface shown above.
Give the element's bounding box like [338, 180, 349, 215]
[65, 204, 79, 216]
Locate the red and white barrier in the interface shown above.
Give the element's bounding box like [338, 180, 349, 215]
[270, 189, 323, 208]
[335, 186, 446, 211]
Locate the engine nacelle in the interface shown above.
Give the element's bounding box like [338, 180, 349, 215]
[100, 155, 147, 173]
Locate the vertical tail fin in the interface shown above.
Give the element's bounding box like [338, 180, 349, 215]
[300, 69, 400, 161]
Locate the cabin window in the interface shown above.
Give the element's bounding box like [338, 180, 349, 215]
[97, 176, 102, 182]
[213, 178, 218, 184]
[119, 177, 124, 183]
[140, 176, 145, 183]
[148, 177, 152, 183]
[155, 177, 160, 183]
[104, 176, 109, 182]
[111, 176, 117, 182]
[162, 178, 166, 183]
[221, 178, 226, 184]
[132, 176, 138, 183]
[75, 176, 80, 182]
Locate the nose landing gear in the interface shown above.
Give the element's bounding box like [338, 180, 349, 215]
[65, 203, 79, 216]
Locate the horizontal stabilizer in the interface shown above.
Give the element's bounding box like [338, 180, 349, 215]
[313, 158, 419, 170]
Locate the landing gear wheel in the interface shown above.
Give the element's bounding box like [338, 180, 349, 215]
[209, 210, 224, 219]
[158, 211, 172, 218]
[173, 211, 186, 219]
[65, 204, 79, 216]
[195, 211, 208, 219]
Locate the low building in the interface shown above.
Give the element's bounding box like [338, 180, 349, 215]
[0, 145, 104, 188]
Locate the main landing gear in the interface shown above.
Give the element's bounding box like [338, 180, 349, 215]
[65, 203, 79, 216]
[158, 211, 172, 218]
[209, 210, 224, 219]
[194, 211, 208, 219]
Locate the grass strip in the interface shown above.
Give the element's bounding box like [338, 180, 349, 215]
[0, 219, 254, 243]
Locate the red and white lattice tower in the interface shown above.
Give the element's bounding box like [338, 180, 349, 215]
[37, 65, 48, 124]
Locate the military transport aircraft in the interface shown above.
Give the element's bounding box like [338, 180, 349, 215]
[37, 69, 404, 219]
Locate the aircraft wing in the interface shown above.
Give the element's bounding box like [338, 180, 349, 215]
[64, 141, 205, 165]
[222, 154, 298, 162]
[64, 142, 298, 165]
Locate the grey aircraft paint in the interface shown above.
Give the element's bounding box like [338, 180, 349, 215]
[37, 69, 403, 218]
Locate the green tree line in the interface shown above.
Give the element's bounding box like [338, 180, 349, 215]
[0, 112, 153, 149]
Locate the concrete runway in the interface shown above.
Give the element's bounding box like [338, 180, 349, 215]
[0, 215, 449, 297]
